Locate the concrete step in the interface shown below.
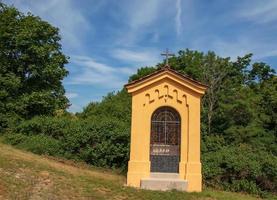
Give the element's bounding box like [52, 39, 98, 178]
[150, 173, 180, 179]
[141, 175, 188, 191]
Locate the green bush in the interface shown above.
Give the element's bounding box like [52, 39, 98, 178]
[202, 144, 277, 194]
[4, 133, 64, 156]
[7, 114, 130, 170]
[230, 180, 261, 194]
[74, 117, 130, 169]
[3, 133, 28, 145]
[14, 115, 72, 139]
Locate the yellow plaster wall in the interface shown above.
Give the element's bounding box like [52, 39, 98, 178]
[126, 71, 206, 192]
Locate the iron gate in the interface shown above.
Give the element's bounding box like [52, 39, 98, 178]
[150, 106, 181, 173]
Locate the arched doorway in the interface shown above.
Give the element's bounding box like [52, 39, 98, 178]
[150, 106, 181, 173]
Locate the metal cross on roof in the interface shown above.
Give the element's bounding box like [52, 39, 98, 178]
[161, 48, 174, 66]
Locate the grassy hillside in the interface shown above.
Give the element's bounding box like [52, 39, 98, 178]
[0, 143, 265, 200]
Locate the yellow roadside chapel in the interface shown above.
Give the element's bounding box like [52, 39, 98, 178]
[125, 51, 207, 192]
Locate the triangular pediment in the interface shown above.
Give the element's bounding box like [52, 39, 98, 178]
[125, 67, 207, 95]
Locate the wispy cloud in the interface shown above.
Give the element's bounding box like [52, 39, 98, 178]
[112, 49, 160, 66]
[185, 0, 277, 61]
[236, 0, 277, 24]
[65, 92, 78, 99]
[190, 35, 277, 62]
[69, 68, 124, 88]
[175, 0, 182, 36]
[255, 50, 277, 60]
[127, 0, 160, 29]
[114, 0, 162, 46]
[72, 56, 115, 74]
[8, 0, 91, 49]
[66, 55, 134, 89]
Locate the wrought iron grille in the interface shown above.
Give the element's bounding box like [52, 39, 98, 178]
[151, 107, 181, 145]
[150, 106, 181, 173]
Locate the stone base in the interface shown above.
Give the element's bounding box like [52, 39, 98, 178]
[140, 173, 188, 191]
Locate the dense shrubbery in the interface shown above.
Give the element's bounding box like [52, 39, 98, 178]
[4, 90, 131, 170]
[5, 112, 130, 170]
[202, 143, 277, 194]
[5, 133, 63, 156]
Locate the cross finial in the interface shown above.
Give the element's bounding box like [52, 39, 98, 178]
[161, 48, 174, 67]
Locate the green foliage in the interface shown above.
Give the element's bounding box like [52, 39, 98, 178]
[6, 109, 130, 169]
[249, 62, 275, 83]
[80, 89, 131, 122]
[0, 3, 69, 131]
[14, 115, 72, 139]
[202, 145, 277, 194]
[79, 117, 130, 169]
[4, 133, 63, 156]
[78, 89, 131, 169]
[128, 66, 157, 82]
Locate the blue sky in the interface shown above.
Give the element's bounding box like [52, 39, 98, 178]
[5, 0, 277, 112]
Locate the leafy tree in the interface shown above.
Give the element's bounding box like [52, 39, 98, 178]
[169, 50, 233, 134]
[249, 62, 275, 84]
[128, 66, 157, 82]
[80, 89, 131, 123]
[0, 3, 69, 130]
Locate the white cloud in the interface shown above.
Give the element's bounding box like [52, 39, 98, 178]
[190, 35, 277, 62]
[114, 0, 163, 46]
[119, 67, 137, 75]
[112, 49, 160, 66]
[236, 0, 277, 24]
[175, 0, 182, 36]
[71, 55, 134, 75]
[206, 38, 252, 60]
[69, 67, 124, 88]
[255, 50, 277, 60]
[65, 92, 78, 99]
[181, 0, 276, 61]
[6, 0, 91, 49]
[127, 0, 160, 29]
[66, 55, 135, 89]
[72, 55, 115, 74]
[67, 50, 160, 89]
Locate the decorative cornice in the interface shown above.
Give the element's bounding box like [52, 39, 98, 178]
[126, 69, 207, 95]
